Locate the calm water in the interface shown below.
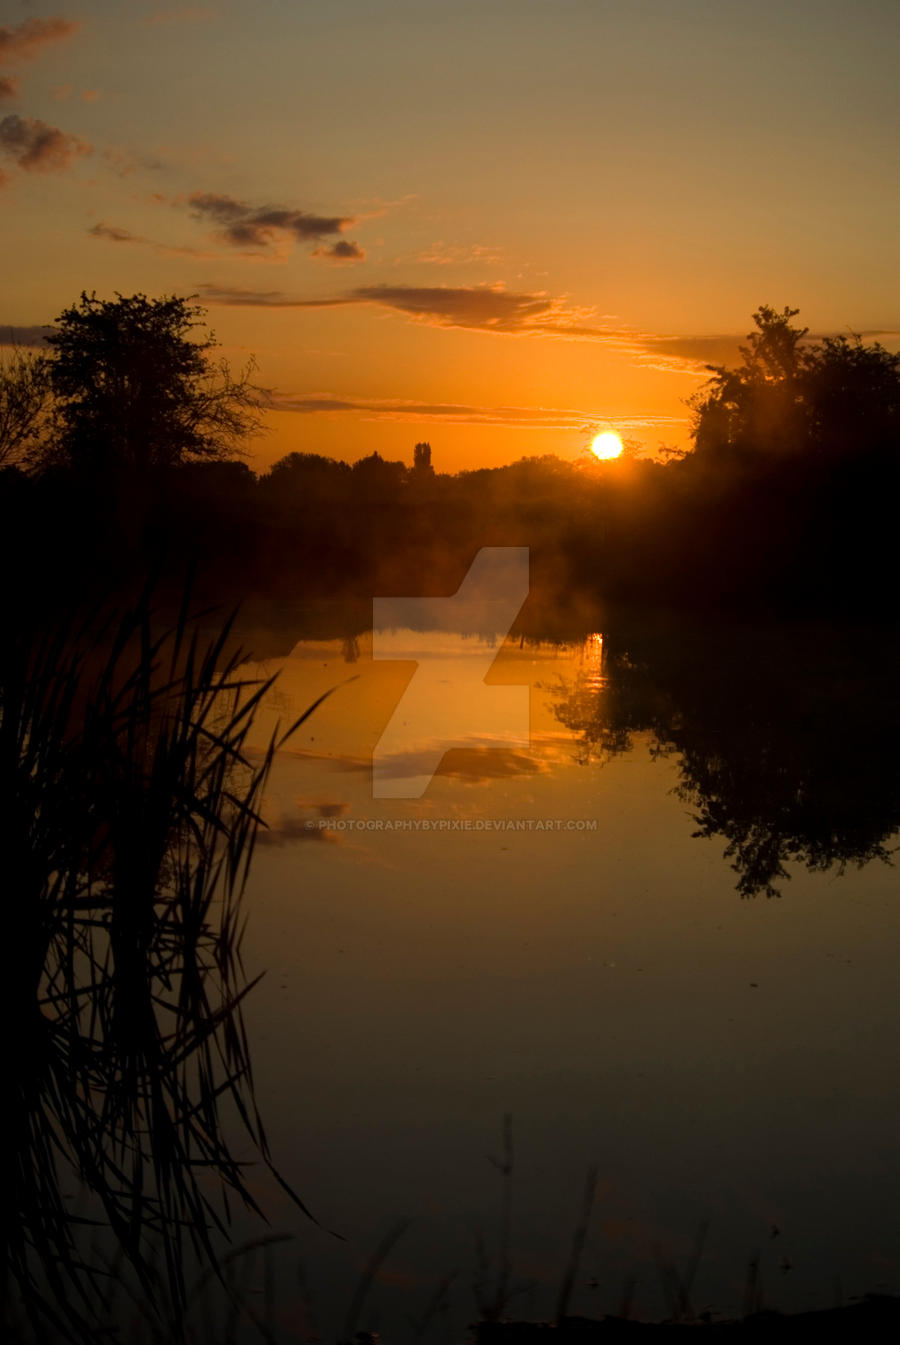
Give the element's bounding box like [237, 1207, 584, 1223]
[225, 608, 900, 1336]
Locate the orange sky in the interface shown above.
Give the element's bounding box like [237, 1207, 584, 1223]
[2, 1, 899, 473]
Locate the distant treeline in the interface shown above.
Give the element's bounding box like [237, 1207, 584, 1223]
[3, 298, 899, 617]
[3, 431, 896, 618]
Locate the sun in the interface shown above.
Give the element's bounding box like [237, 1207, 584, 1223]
[591, 431, 624, 460]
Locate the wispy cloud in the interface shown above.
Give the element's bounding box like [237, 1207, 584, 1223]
[408, 242, 503, 266]
[856, 329, 900, 348]
[630, 334, 747, 374]
[270, 390, 688, 434]
[197, 280, 712, 375]
[625, 330, 900, 374]
[53, 83, 101, 104]
[0, 17, 79, 68]
[198, 285, 336, 307]
[88, 222, 134, 243]
[0, 17, 80, 111]
[188, 192, 355, 253]
[198, 281, 598, 336]
[199, 281, 847, 380]
[102, 146, 166, 177]
[0, 113, 90, 172]
[88, 220, 219, 259]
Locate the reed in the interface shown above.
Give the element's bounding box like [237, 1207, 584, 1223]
[1, 587, 327, 1343]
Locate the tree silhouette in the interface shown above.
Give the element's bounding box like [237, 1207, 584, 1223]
[688, 305, 809, 459]
[688, 304, 900, 464]
[803, 333, 900, 461]
[0, 344, 51, 469]
[740, 303, 808, 383]
[42, 292, 264, 476]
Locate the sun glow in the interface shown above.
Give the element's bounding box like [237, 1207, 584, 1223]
[591, 432, 624, 460]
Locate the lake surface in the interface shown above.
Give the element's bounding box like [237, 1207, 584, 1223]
[225, 605, 900, 1338]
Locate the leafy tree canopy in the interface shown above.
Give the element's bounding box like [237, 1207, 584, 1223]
[42, 292, 264, 475]
[689, 304, 900, 463]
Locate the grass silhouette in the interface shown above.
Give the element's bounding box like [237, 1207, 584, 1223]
[1, 585, 332, 1343]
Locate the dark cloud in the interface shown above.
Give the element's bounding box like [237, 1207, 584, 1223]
[313, 239, 366, 263]
[188, 193, 246, 223]
[0, 17, 79, 67]
[197, 282, 584, 334]
[0, 75, 18, 100]
[0, 324, 55, 347]
[0, 113, 90, 171]
[188, 192, 354, 251]
[351, 283, 560, 331]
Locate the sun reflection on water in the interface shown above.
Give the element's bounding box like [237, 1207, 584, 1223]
[580, 631, 606, 692]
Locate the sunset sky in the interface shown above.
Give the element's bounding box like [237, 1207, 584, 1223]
[2, 0, 899, 472]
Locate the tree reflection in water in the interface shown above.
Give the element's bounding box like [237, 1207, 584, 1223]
[552, 621, 900, 898]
